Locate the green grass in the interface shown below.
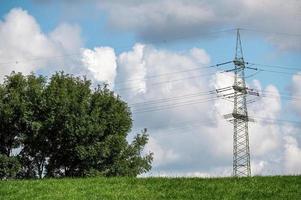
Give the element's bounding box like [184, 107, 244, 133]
[0, 176, 300, 200]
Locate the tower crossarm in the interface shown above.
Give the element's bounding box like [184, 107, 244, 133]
[232, 85, 247, 94]
[233, 59, 245, 68]
[223, 113, 255, 122]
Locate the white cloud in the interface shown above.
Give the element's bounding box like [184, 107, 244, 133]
[117, 44, 147, 94]
[248, 84, 282, 156]
[283, 136, 301, 174]
[118, 44, 301, 177]
[144, 136, 179, 167]
[281, 72, 301, 175]
[81, 47, 117, 88]
[251, 160, 267, 175]
[0, 8, 118, 87]
[50, 23, 82, 52]
[0, 8, 58, 80]
[189, 48, 211, 64]
[100, 0, 301, 50]
[0, 8, 87, 81]
[116, 44, 286, 177]
[118, 44, 225, 174]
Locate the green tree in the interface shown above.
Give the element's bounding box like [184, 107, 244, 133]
[0, 72, 27, 157]
[19, 74, 47, 178]
[43, 73, 93, 177]
[0, 72, 153, 178]
[0, 154, 21, 179]
[43, 73, 153, 177]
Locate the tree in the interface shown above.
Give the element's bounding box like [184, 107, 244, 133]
[103, 130, 153, 176]
[0, 154, 21, 179]
[43, 73, 153, 177]
[19, 74, 47, 178]
[0, 72, 27, 157]
[43, 72, 94, 177]
[0, 72, 153, 178]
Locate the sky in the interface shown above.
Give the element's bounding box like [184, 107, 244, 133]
[0, 0, 300, 177]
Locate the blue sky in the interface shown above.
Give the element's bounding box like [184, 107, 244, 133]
[1, 0, 299, 91]
[0, 0, 300, 176]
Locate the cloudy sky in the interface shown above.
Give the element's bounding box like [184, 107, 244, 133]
[0, 0, 300, 177]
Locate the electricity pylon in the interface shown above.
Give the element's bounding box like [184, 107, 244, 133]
[216, 29, 259, 177]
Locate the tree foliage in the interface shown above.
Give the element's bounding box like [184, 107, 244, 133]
[0, 154, 20, 179]
[0, 72, 153, 178]
[0, 73, 27, 157]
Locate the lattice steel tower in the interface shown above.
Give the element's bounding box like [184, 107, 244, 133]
[217, 29, 258, 177]
[231, 29, 251, 176]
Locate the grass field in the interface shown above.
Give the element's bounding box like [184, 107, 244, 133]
[0, 176, 300, 199]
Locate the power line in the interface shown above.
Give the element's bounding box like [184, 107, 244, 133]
[130, 91, 216, 107]
[258, 68, 301, 76]
[133, 97, 218, 114]
[248, 62, 301, 71]
[115, 70, 297, 93]
[115, 71, 227, 92]
[114, 61, 233, 86]
[128, 89, 301, 113]
[141, 118, 216, 131]
[260, 93, 301, 101]
[251, 117, 301, 126]
[133, 96, 217, 112]
[240, 28, 301, 37]
[130, 88, 220, 105]
[116, 61, 299, 88]
[129, 86, 300, 115]
[132, 116, 301, 136]
[130, 95, 299, 114]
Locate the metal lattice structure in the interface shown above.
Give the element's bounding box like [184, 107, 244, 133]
[216, 29, 259, 177]
[232, 29, 251, 176]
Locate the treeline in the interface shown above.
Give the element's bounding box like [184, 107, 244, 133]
[0, 72, 153, 179]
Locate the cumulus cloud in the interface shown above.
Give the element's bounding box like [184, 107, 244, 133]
[144, 136, 179, 168]
[248, 84, 282, 156]
[283, 136, 301, 174]
[116, 43, 301, 176]
[115, 43, 285, 176]
[0, 8, 58, 80]
[0, 8, 118, 87]
[279, 72, 301, 175]
[100, 0, 301, 50]
[50, 23, 83, 52]
[81, 47, 117, 88]
[116, 44, 147, 94]
[0, 8, 86, 80]
[117, 44, 227, 174]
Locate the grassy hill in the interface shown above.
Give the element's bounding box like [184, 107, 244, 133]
[0, 176, 300, 199]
